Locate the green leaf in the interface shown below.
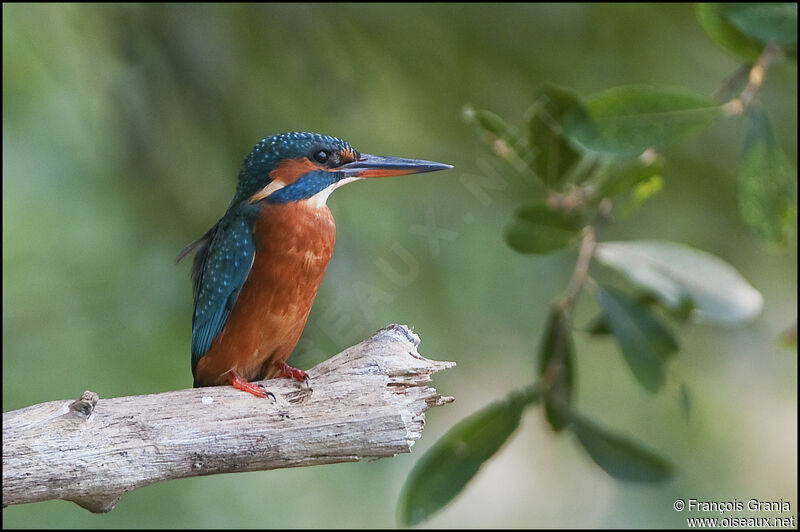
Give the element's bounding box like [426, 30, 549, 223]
[596, 155, 664, 199]
[696, 3, 765, 62]
[586, 291, 658, 335]
[617, 174, 664, 218]
[504, 201, 584, 254]
[670, 297, 697, 325]
[399, 389, 540, 525]
[595, 240, 763, 325]
[587, 292, 694, 335]
[596, 284, 678, 393]
[724, 3, 797, 46]
[463, 105, 537, 176]
[526, 85, 584, 186]
[538, 306, 575, 431]
[563, 85, 722, 156]
[570, 413, 674, 482]
[738, 107, 797, 247]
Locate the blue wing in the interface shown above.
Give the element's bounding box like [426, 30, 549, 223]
[186, 214, 255, 380]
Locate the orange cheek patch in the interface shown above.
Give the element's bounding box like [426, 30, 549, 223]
[269, 157, 321, 185]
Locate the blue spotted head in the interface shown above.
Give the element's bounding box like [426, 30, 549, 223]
[234, 132, 452, 207]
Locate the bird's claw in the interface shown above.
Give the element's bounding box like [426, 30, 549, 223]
[228, 370, 276, 400]
[258, 384, 277, 401]
[277, 362, 310, 386]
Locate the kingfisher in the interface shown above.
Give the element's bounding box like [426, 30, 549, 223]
[178, 132, 452, 397]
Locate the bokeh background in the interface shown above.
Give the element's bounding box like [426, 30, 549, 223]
[3, 3, 796, 528]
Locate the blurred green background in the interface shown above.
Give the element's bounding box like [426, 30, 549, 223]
[3, 3, 796, 528]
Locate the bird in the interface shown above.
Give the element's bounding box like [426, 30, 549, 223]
[178, 132, 452, 398]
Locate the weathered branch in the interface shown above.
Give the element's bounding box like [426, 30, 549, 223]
[2, 324, 455, 513]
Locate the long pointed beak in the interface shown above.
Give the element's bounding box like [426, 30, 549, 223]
[340, 154, 453, 178]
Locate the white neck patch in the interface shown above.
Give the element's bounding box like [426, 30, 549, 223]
[306, 176, 361, 208]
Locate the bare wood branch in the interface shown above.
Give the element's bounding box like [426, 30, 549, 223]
[2, 324, 455, 513]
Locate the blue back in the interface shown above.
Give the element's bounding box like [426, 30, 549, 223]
[189, 209, 256, 378]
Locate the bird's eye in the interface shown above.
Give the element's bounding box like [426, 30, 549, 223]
[313, 150, 329, 164]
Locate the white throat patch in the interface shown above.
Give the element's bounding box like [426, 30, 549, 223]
[307, 176, 361, 208]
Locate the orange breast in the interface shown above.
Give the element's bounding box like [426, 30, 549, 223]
[194, 200, 336, 386]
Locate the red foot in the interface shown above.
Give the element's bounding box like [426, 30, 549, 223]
[228, 371, 275, 400]
[276, 362, 309, 384]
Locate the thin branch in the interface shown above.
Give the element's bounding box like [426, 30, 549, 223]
[2, 325, 455, 514]
[722, 45, 783, 116]
[714, 63, 751, 103]
[542, 226, 597, 391]
[562, 225, 597, 315]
